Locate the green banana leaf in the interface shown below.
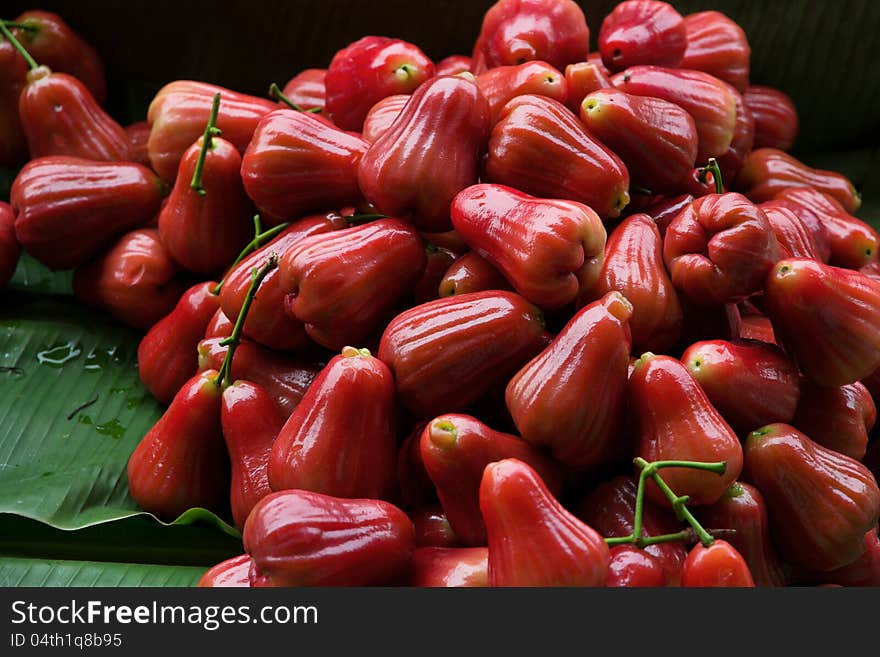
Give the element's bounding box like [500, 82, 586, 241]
[0, 557, 206, 587]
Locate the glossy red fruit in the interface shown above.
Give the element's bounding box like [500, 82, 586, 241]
[680, 11, 751, 92]
[476, 61, 568, 124]
[222, 380, 285, 530]
[73, 228, 183, 330]
[452, 184, 606, 309]
[438, 251, 510, 298]
[358, 75, 491, 233]
[715, 83, 755, 184]
[0, 202, 21, 288]
[243, 489, 415, 586]
[480, 458, 610, 586]
[268, 347, 397, 500]
[324, 36, 434, 131]
[735, 148, 862, 214]
[486, 95, 630, 219]
[204, 308, 233, 340]
[473, 0, 590, 71]
[434, 55, 472, 77]
[419, 414, 562, 546]
[409, 506, 460, 549]
[410, 547, 488, 587]
[138, 281, 221, 404]
[579, 89, 697, 195]
[397, 422, 436, 509]
[0, 39, 28, 167]
[281, 68, 326, 112]
[744, 423, 880, 572]
[506, 292, 632, 468]
[147, 81, 276, 183]
[11, 156, 164, 270]
[577, 476, 687, 586]
[241, 109, 368, 224]
[197, 554, 253, 588]
[771, 186, 877, 269]
[792, 381, 875, 461]
[125, 121, 152, 167]
[378, 291, 546, 418]
[599, 0, 686, 71]
[612, 65, 738, 162]
[219, 213, 345, 351]
[647, 194, 694, 237]
[816, 529, 880, 587]
[127, 370, 229, 520]
[564, 61, 612, 112]
[737, 312, 776, 345]
[681, 339, 800, 435]
[681, 540, 755, 587]
[583, 214, 682, 352]
[605, 545, 666, 587]
[630, 353, 743, 506]
[413, 244, 459, 304]
[698, 482, 787, 586]
[764, 258, 880, 386]
[759, 201, 822, 261]
[744, 85, 799, 151]
[361, 94, 409, 143]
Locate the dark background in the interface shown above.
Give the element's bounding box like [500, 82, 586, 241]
[2, 0, 879, 153]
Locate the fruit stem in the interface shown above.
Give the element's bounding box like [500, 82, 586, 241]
[0, 21, 38, 32]
[212, 216, 290, 295]
[0, 20, 39, 70]
[268, 82, 321, 113]
[699, 158, 724, 194]
[190, 92, 222, 195]
[213, 255, 278, 389]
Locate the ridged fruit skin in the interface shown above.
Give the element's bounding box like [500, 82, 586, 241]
[764, 258, 880, 386]
[612, 65, 738, 163]
[715, 82, 755, 184]
[680, 10, 751, 92]
[358, 75, 491, 233]
[438, 251, 510, 298]
[629, 353, 743, 506]
[577, 475, 687, 586]
[663, 193, 780, 306]
[772, 186, 877, 269]
[279, 219, 427, 351]
[147, 80, 276, 183]
[362, 94, 410, 143]
[735, 148, 862, 214]
[486, 94, 630, 219]
[697, 482, 788, 587]
[451, 184, 606, 309]
[158, 135, 253, 275]
[73, 228, 183, 330]
[743, 423, 880, 572]
[0, 202, 21, 288]
[584, 213, 682, 352]
[243, 489, 415, 587]
[241, 109, 368, 224]
[324, 36, 434, 131]
[281, 68, 326, 112]
[410, 547, 488, 587]
[480, 458, 610, 586]
[11, 156, 164, 270]
[598, 0, 687, 71]
[681, 540, 755, 587]
[419, 414, 562, 546]
[197, 554, 253, 588]
[681, 339, 800, 435]
[475, 61, 568, 124]
[197, 337, 320, 420]
[605, 545, 666, 587]
[814, 530, 880, 587]
[792, 381, 875, 461]
[759, 201, 822, 261]
[222, 381, 285, 530]
[744, 85, 799, 151]
[220, 213, 346, 352]
[377, 290, 546, 418]
[564, 61, 612, 112]
[268, 349, 397, 500]
[127, 370, 229, 520]
[580, 88, 697, 194]
[138, 281, 221, 405]
[506, 292, 632, 469]
[472, 0, 590, 72]
[19, 67, 129, 162]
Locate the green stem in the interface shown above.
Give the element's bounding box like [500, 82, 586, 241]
[0, 21, 38, 31]
[268, 82, 321, 113]
[213, 255, 278, 389]
[699, 157, 724, 194]
[212, 216, 290, 295]
[0, 20, 39, 70]
[190, 93, 222, 196]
